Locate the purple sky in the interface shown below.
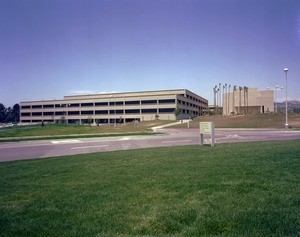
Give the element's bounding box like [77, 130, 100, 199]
[1, 0, 299, 107]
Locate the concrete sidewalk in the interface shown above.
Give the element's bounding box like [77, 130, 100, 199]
[151, 119, 191, 131]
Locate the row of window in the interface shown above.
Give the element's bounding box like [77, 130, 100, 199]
[177, 100, 206, 108]
[21, 108, 176, 116]
[21, 99, 177, 109]
[181, 94, 207, 105]
[21, 118, 141, 124]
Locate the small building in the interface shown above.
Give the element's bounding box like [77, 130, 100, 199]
[20, 89, 208, 124]
[222, 88, 274, 115]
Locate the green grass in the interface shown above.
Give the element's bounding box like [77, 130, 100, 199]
[0, 123, 146, 137]
[175, 113, 300, 129]
[0, 132, 158, 143]
[0, 120, 172, 139]
[1, 140, 300, 236]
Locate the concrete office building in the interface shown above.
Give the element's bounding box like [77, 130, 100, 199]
[20, 89, 208, 124]
[222, 88, 274, 115]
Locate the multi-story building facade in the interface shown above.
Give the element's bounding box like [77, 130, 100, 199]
[222, 88, 274, 115]
[20, 89, 208, 124]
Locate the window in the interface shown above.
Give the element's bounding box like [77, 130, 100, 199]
[32, 112, 42, 116]
[110, 110, 123, 114]
[68, 111, 80, 115]
[109, 101, 123, 106]
[81, 110, 93, 115]
[141, 100, 157, 105]
[158, 99, 175, 104]
[141, 108, 157, 114]
[43, 104, 54, 108]
[125, 101, 140, 105]
[55, 104, 66, 108]
[32, 105, 42, 109]
[81, 103, 93, 107]
[55, 111, 65, 116]
[159, 108, 175, 113]
[95, 110, 108, 114]
[43, 112, 54, 116]
[95, 102, 108, 106]
[98, 119, 109, 123]
[125, 109, 140, 114]
[21, 112, 30, 116]
[69, 103, 80, 107]
[21, 105, 31, 109]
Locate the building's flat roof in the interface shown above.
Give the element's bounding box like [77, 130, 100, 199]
[20, 88, 207, 104]
[63, 89, 188, 100]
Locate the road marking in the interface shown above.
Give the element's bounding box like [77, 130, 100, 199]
[119, 137, 130, 141]
[225, 134, 242, 138]
[51, 140, 82, 144]
[162, 140, 192, 143]
[70, 145, 109, 150]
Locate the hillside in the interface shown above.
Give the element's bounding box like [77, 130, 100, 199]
[176, 113, 300, 129]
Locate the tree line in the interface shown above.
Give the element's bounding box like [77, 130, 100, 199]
[0, 103, 20, 123]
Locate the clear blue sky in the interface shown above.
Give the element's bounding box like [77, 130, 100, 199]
[1, 0, 299, 107]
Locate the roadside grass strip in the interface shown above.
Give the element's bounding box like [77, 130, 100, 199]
[1, 140, 300, 236]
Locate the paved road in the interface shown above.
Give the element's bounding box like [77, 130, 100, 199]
[1, 128, 300, 162]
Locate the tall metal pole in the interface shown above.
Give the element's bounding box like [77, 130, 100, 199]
[223, 83, 228, 115]
[219, 83, 221, 108]
[228, 85, 231, 115]
[216, 86, 219, 112]
[275, 85, 278, 113]
[284, 68, 288, 128]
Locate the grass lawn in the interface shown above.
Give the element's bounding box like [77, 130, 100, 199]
[175, 113, 300, 129]
[1, 140, 300, 236]
[0, 120, 172, 138]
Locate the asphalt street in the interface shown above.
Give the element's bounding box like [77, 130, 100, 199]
[1, 128, 300, 162]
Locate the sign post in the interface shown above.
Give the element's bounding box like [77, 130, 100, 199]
[200, 122, 215, 147]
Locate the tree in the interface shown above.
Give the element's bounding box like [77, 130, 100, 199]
[0, 103, 20, 123]
[173, 108, 181, 120]
[4, 107, 12, 123]
[87, 116, 93, 126]
[0, 103, 6, 123]
[11, 104, 20, 123]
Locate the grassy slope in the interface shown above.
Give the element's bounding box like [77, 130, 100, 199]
[176, 113, 300, 129]
[1, 140, 300, 236]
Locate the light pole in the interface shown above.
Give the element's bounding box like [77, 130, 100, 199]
[224, 83, 227, 115]
[275, 85, 283, 113]
[218, 83, 221, 113]
[228, 85, 231, 115]
[268, 85, 283, 113]
[284, 67, 288, 128]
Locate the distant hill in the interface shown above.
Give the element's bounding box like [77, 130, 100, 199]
[277, 100, 300, 113]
